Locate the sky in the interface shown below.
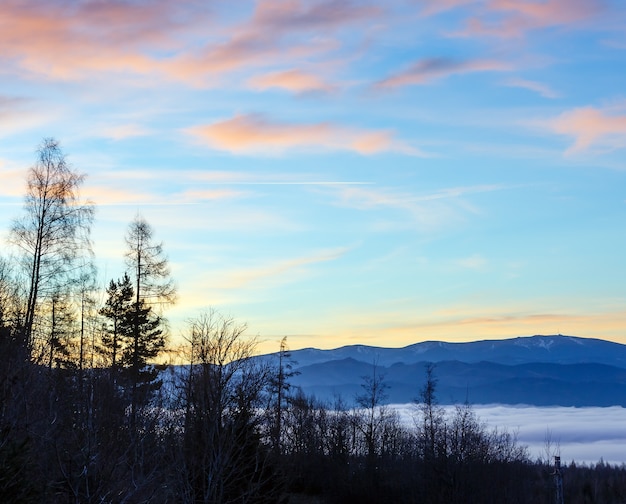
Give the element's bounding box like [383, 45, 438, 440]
[1, 0, 625, 354]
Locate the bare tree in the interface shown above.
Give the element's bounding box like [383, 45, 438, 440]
[416, 362, 445, 461]
[9, 138, 94, 351]
[0, 257, 24, 336]
[177, 309, 281, 503]
[355, 361, 389, 463]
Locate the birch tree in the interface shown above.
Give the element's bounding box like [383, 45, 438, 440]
[9, 138, 94, 352]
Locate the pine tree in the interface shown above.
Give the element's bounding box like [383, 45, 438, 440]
[121, 299, 165, 406]
[99, 274, 134, 381]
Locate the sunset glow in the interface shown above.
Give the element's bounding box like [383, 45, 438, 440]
[1, 0, 625, 354]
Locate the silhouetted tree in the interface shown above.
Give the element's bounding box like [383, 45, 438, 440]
[9, 138, 94, 351]
[177, 309, 282, 503]
[124, 216, 175, 430]
[99, 274, 134, 381]
[268, 336, 298, 456]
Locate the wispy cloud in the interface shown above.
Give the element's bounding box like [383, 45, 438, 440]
[453, 0, 607, 38]
[0, 1, 201, 80]
[84, 183, 248, 207]
[0, 1, 378, 86]
[418, 0, 478, 17]
[502, 77, 560, 99]
[177, 189, 249, 202]
[185, 113, 419, 155]
[0, 166, 28, 199]
[546, 106, 626, 154]
[0, 94, 51, 136]
[160, 0, 380, 86]
[248, 69, 336, 94]
[98, 123, 152, 141]
[179, 246, 352, 310]
[330, 184, 505, 230]
[377, 57, 509, 88]
[213, 246, 351, 291]
[455, 253, 488, 270]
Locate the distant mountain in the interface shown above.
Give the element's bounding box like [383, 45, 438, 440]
[259, 335, 626, 407]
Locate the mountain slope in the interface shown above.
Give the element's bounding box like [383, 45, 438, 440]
[259, 335, 626, 407]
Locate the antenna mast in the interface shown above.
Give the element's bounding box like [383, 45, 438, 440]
[553, 455, 564, 504]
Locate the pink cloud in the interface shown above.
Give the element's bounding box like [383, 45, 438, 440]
[418, 0, 478, 17]
[377, 57, 510, 88]
[0, 1, 378, 85]
[457, 0, 606, 38]
[547, 106, 626, 154]
[185, 114, 418, 155]
[169, 0, 380, 85]
[248, 69, 336, 94]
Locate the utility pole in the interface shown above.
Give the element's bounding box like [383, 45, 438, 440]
[553, 455, 564, 504]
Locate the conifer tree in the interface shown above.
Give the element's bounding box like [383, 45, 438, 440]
[123, 216, 175, 430]
[99, 274, 134, 381]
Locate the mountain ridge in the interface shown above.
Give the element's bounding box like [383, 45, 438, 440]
[269, 334, 626, 369]
[258, 335, 626, 407]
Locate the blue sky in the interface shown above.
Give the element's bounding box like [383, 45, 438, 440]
[1, 0, 625, 353]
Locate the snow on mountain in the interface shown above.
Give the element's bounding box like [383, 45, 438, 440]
[274, 335, 626, 369]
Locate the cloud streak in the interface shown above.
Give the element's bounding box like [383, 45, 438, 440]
[444, 0, 608, 38]
[248, 69, 336, 94]
[185, 113, 418, 155]
[377, 57, 510, 88]
[213, 246, 351, 291]
[502, 77, 560, 99]
[330, 184, 506, 230]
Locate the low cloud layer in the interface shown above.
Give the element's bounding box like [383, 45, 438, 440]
[393, 404, 626, 465]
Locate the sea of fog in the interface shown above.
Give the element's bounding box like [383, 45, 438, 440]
[391, 404, 626, 466]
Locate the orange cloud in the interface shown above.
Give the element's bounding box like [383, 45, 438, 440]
[315, 304, 626, 349]
[377, 57, 509, 88]
[185, 114, 417, 155]
[0, 1, 198, 80]
[0, 167, 28, 198]
[248, 69, 336, 94]
[547, 106, 626, 154]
